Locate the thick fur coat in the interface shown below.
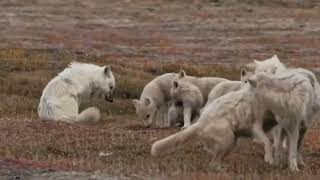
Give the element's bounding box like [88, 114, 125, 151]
[38, 62, 115, 124]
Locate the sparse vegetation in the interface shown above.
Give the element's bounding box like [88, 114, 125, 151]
[0, 48, 320, 179]
[0, 0, 320, 178]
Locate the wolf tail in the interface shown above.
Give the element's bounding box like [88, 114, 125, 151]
[38, 97, 100, 124]
[151, 122, 200, 156]
[38, 97, 55, 121]
[75, 107, 101, 124]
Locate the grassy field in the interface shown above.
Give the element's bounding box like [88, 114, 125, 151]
[0, 48, 320, 179]
[0, 0, 320, 179]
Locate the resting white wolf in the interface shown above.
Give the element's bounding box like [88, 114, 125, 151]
[38, 62, 115, 124]
[170, 76, 204, 129]
[246, 68, 320, 171]
[151, 84, 276, 170]
[133, 71, 227, 127]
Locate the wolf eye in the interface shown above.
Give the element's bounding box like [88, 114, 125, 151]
[244, 80, 248, 83]
[110, 85, 114, 90]
[145, 114, 150, 119]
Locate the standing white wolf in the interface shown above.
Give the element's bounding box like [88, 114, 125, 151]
[38, 62, 115, 124]
[151, 84, 276, 169]
[167, 70, 228, 128]
[133, 71, 227, 127]
[240, 55, 288, 155]
[240, 55, 287, 81]
[246, 68, 320, 171]
[170, 76, 204, 129]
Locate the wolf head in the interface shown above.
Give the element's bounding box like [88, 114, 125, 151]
[93, 66, 116, 102]
[241, 55, 286, 82]
[171, 78, 190, 101]
[171, 70, 189, 99]
[132, 97, 158, 127]
[247, 72, 292, 100]
[171, 70, 203, 106]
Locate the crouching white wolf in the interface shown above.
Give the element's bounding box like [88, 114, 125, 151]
[246, 68, 320, 171]
[151, 84, 276, 170]
[133, 71, 227, 127]
[38, 62, 115, 124]
[132, 73, 176, 127]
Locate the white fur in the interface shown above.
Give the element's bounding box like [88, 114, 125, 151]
[151, 84, 275, 169]
[133, 71, 227, 127]
[170, 77, 204, 129]
[201, 81, 244, 113]
[248, 68, 319, 171]
[241, 55, 288, 163]
[167, 70, 228, 128]
[133, 73, 176, 127]
[38, 62, 115, 123]
[241, 55, 287, 82]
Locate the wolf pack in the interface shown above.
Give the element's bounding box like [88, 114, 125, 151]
[38, 55, 320, 172]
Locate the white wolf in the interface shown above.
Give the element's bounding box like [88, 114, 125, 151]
[133, 71, 227, 127]
[240, 55, 287, 81]
[38, 62, 115, 124]
[132, 73, 176, 127]
[200, 81, 244, 113]
[151, 84, 275, 169]
[246, 68, 320, 171]
[240, 55, 288, 157]
[176, 70, 228, 104]
[170, 76, 204, 129]
[167, 70, 228, 128]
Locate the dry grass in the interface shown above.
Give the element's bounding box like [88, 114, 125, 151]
[211, 0, 318, 8]
[1, 48, 320, 179]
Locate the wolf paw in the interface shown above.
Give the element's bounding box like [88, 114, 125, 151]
[298, 154, 306, 167]
[289, 161, 300, 172]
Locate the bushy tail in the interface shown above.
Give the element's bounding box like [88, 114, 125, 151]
[151, 122, 200, 156]
[75, 107, 101, 124]
[38, 97, 55, 121]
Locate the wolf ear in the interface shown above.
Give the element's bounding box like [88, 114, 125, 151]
[178, 70, 186, 79]
[240, 67, 247, 78]
[104, 66, 112, 77]
[173, 81, 178, 88]
[144, 98, 151, 106]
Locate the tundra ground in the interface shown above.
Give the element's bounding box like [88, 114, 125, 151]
[0, 0, 320, 179]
